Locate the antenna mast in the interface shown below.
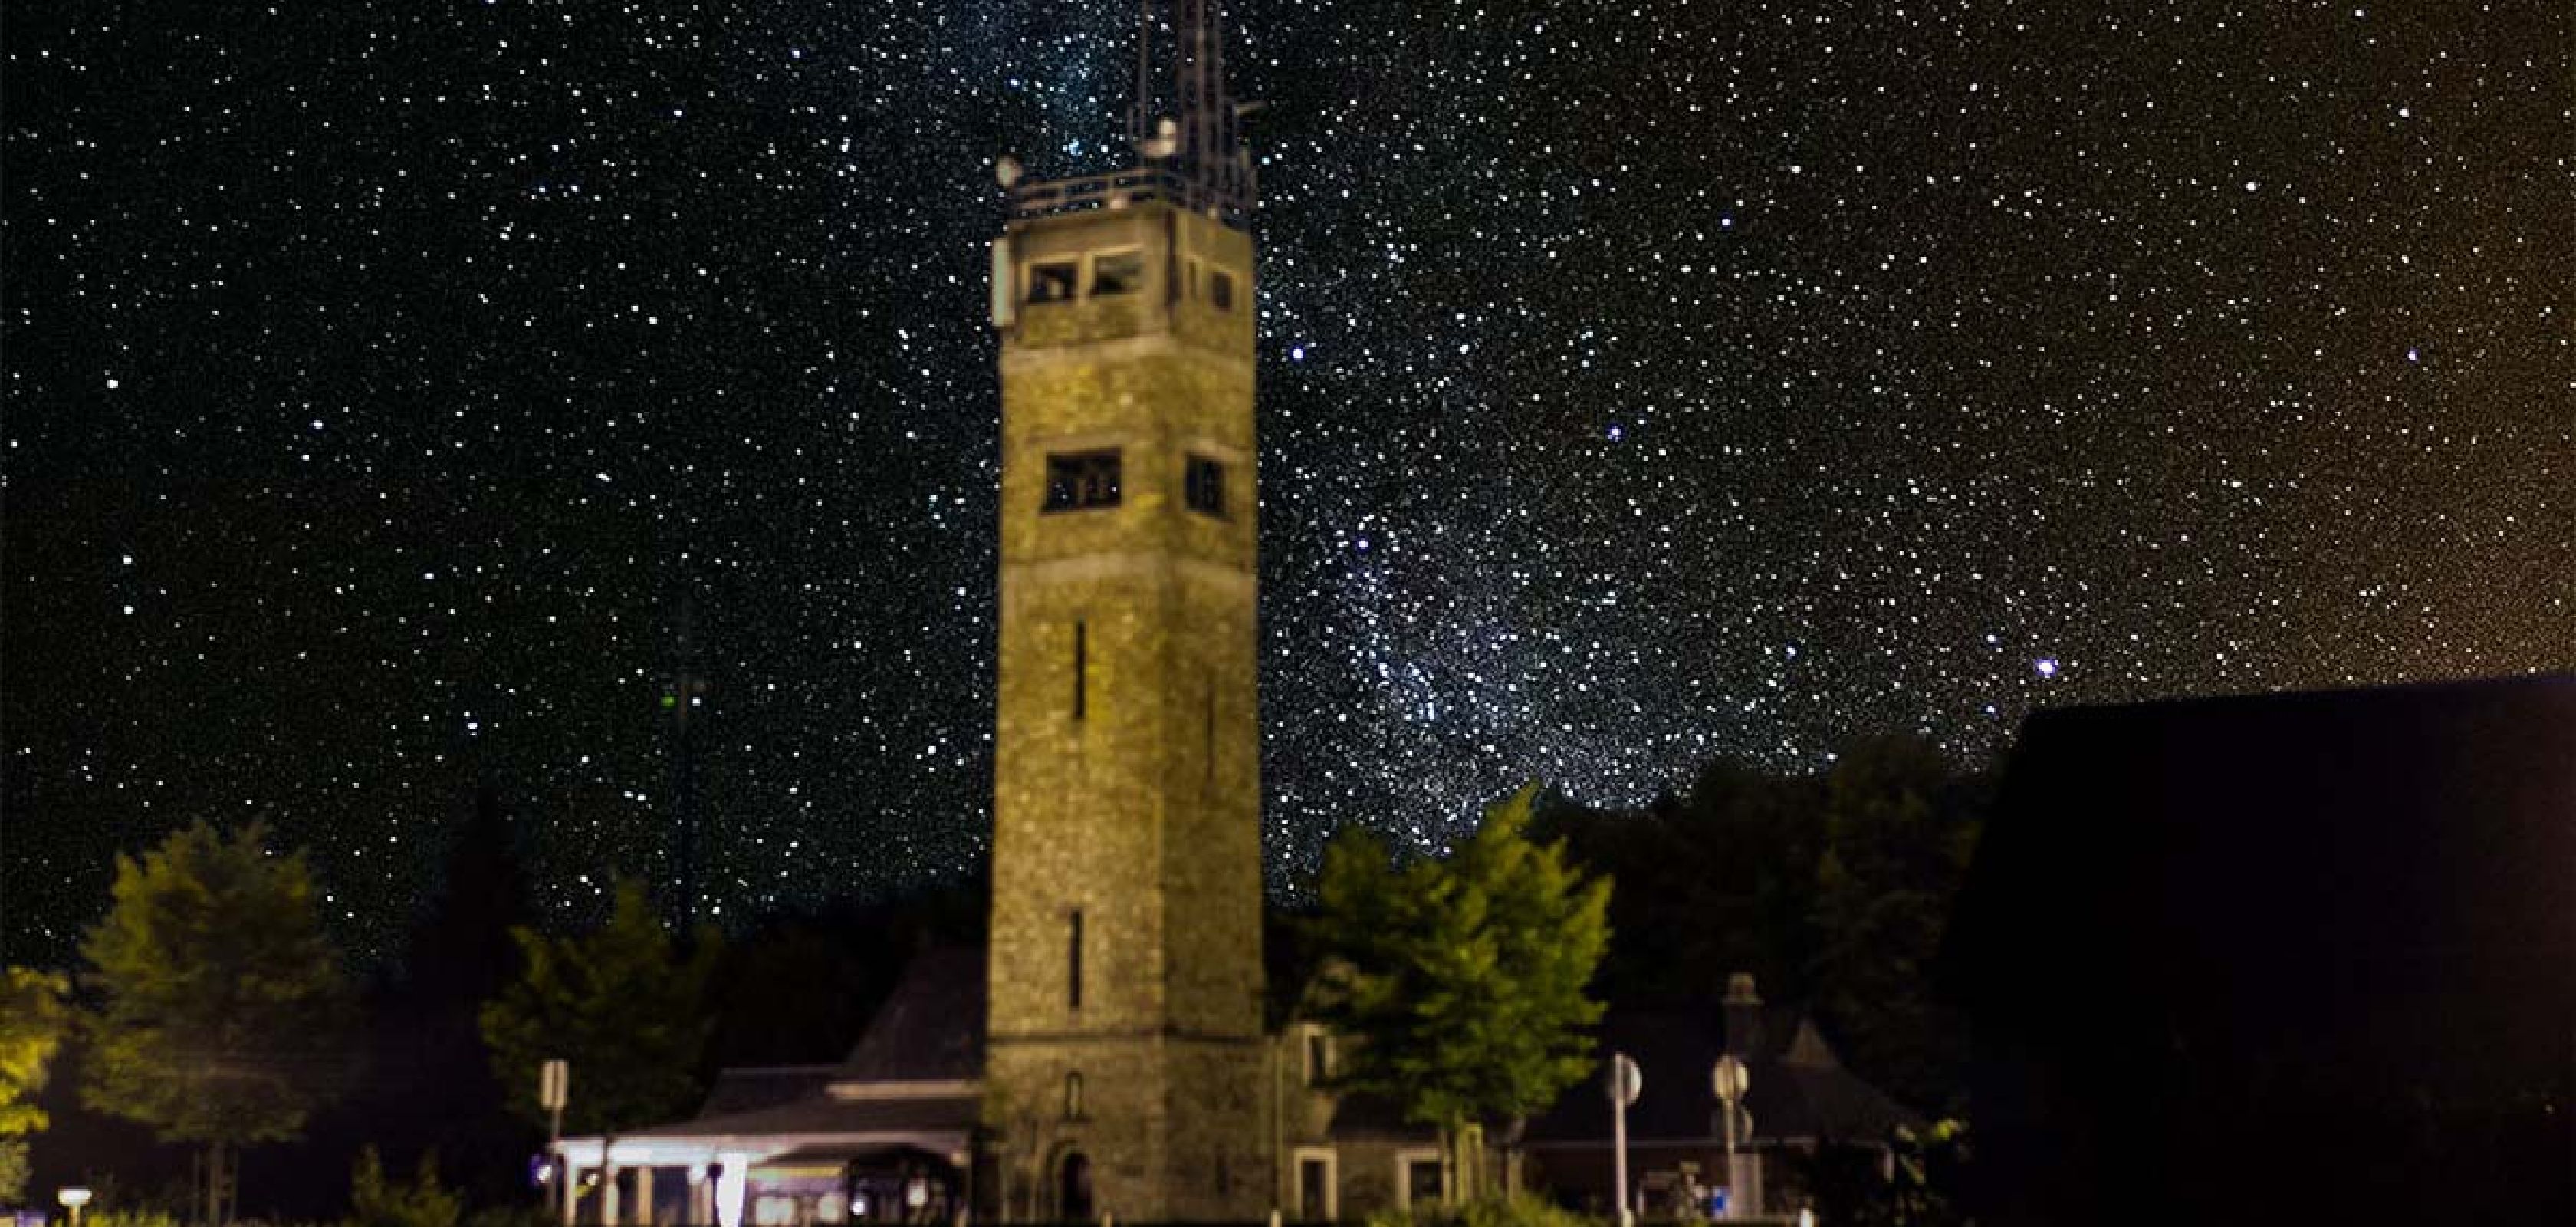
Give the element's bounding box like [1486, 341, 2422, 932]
[1126, 0, 1254, 216]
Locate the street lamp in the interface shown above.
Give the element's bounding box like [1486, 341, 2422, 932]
[58, 1186, 93, 1227]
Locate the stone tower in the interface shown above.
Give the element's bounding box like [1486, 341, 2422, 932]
[981, 4, 1267, 1220]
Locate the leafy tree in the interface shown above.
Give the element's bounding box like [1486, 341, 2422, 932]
[347, 1146, 462, 1227]
[79, 821, 353, 1225]
[1808, 738, 1980, 1112]
[1308, 784, 1612, 1199]
[479, 879, 721, 1138]
[0, 967, 71, 1201]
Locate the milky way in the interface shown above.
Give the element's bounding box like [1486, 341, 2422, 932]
[5, 0, 2568, 962]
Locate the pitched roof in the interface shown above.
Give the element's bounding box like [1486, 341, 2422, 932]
[1522, 998, 1917, 1147]
[697, 1066, 845, 1117]
[836, 945, 985, 1084]
[637, 1091, 983, 1143]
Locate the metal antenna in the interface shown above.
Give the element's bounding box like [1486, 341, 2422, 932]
[1124, 0, 1254, 215]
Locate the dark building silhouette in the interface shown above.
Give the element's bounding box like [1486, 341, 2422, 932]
[1942, 675, 2575, 1225]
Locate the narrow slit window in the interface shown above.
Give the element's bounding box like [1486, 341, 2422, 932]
[1073, 621, 1087, 721]
[1184, 456, 1226, 518]
[1028, 259, 1079, 304]
[1068, 909, 1085, 1010]
[1092, 250, 1147, 296]
[1044, 451, 1122, 512]
[1208, 268, 1237, 311]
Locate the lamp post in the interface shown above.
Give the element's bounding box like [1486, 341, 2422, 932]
[58, 1186, 92, 1227]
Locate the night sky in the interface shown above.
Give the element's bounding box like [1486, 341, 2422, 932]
[5, 0, 2568, 965]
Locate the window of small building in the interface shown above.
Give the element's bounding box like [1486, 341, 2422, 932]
[1208, 267, 1237, 311]
[1184, 455, 1226, 518]
[1027, 259, 1078, 304]
[1398, 1155, 1444, 1209]
[1303, 1029, 1332, 1086]
[1092, 249, 1147, 296]
[1293, 1150, 1336, 1221]
[1043, 451, 1122, 512]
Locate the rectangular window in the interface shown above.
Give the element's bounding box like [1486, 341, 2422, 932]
[1184, 456, 1226, 518]
[1208, 267, 1236, 311]
[1092, 249, 1146, 296]
[1305, 1031, 1332, 1086]
[1068, 910, 1084, 1010]
[1294, 1152, 1336, 1221]
[1044, 451, 1122, 512]
[1073, 621, 1087, 721]
[1028, 258, 1078, 304]
[1401, 1156, 1444, 1209]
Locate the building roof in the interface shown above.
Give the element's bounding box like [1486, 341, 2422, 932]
[1521, 995, 1919, 1148]
[836, 945, 985, 1084]
[697, 1066, 846, 1117]
[559, 947, 989, 1162]
[635, 1092, 983, 1144]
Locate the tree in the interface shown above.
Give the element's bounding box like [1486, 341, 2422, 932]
[1306, 783, 1612, 1199]
[1807, 737, 1981, 1113]
[346, 1146, 462, 1227]
[479, 879, 721, 1139]
[80, 821, 352, 1225]
[0, 967, 71, 1201]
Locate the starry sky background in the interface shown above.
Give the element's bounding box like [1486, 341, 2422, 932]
[5, 0, 2569, 964]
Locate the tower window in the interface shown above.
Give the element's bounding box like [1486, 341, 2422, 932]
[1092, 249, 1147, 296]
[1208, 268, 1236, 311]
[1063, 1071, 1085, 1120]
[1028, 259, 1078, 304]
[1184, 456, 1226, 518]
[1067, 910, 1085, 1010]
[1044, 451, 1122, 512]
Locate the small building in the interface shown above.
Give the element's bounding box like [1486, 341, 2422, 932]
[1518, 975, 1917, 1219]
[1942, 676, 2575, 1226]
[553, 948, 984, 1227]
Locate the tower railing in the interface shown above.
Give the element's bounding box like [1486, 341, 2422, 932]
[1007, 164, 1251, 227]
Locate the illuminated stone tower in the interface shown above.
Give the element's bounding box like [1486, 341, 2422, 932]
[981, 2, 1266, 1220]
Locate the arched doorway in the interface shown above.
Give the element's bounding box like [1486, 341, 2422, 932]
[1058, 1151, 1093, 1222]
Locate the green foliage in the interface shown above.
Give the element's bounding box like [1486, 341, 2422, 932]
[1808, 739, 1980, 1111]
[460, 1205, 555, 1227]
[347, 1148, 461, 1227]
[1534, 737, 1983, 1113]
[87, 1212, 184, 1227]
[0, 966, 71, 1200]
[479, 879, 721, 1136]
[1794, 1119, 1973, 1227]
[1309, 783, 1612, 1142]
[77, 820, 353, 1147]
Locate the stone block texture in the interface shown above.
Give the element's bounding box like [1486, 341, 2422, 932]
[985, 201, 1270, 1222]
